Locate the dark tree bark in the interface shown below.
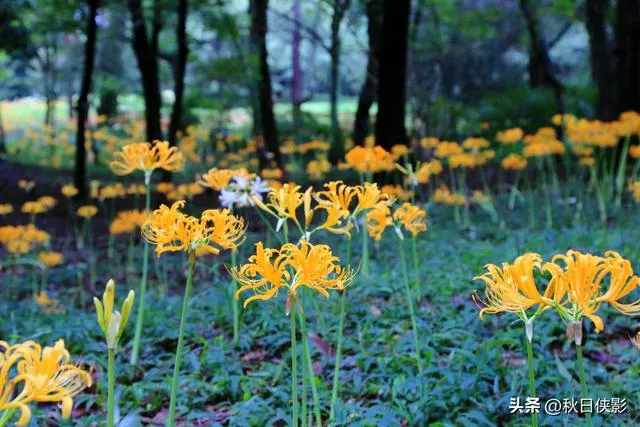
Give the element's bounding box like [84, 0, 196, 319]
[250, 0, 282, 169]
[353, 0, 382, 146]
[128, 0, 163, 143]
[163, 0, 189, 182]
[615, 0, 640, 113]
[328, 0, 351, 163]
[374, 0, 410, 150]
[586, 0, 616, 120]
[518, 0, 565, 116]
[74, 0, 100, 199]
[291, 1, 303, 138]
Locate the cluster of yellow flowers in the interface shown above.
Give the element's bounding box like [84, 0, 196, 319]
[109, 210, 147, 235]
[0, 339, 92, 425]
[0, 224, 50, 254]
[366, 201, 427, 240]
[496, 127, 524, 145]
[433, 185, 466, 206]
[501, 153, 527, 171]
[344, 145, 395, 174]
[522, 128, 566, 157]
[142, 200, 245, 256]
[475, 250, 640, 333]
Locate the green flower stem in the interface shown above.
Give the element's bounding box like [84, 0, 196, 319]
[167, 253, 196, 427]
[591, 165, 607, 223]
[411, 236, 421, 298]
[231, 249, 240, 345]
[291, 302, 299, 427]
[524, 325, 538, 427]
[508, 172, 521, 210]
[614, 134, 631, 212]
[537, 160, 552, 228]
[329, 288, 347, 422]
[301, 351, 308, 427]
[107, 347, 116, 427]
[131, 180, 151, 366]
[299, 307, 322, 427]
[329, 240, 351, 422]
[399, 238, 423, 374]
[361, 221, 369, 277]
[0, 408, 16, 426]
[576, 344, 592, 427]
[524, 169, 536, 227]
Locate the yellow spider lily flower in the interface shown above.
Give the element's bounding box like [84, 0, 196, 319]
[393, 203, 427, 237]
[366, 204, 393, 241]
[37, 196, 57, 209]
[77, 205, 98, 218]
[543, 250, 615, 332]
[6, 340, 92, 423]
[232, 241, 355, 308]
[0, 204, 13, 215]
[109, 140, 185, 176]
[315, 181, 358, 213]
[594, 251, 640, 316]
[501, 153, 527, 171]
[474, 253, 556, 320]
[142, 200, 245, 256]
[109, 210, 147, 235]
[198, 168, 248, 191]
[253, 184, 309, 231]
[354, 183, 394, 214]
[21, 201, 47, 215]
[37, 251, 64, 268]
[94, 279, 135, 348]
[61, 185, 79, 198]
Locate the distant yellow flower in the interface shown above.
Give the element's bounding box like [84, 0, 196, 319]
[501, 153, 527, 171]
[156, 182, 175, 194]
[0, 203, 13, 215]
[366, 204, 393, 240]
[391, 144, 410, 159]
[142, 200, 245, 256]
[629, 145, 640, 159]
[344, 145, 394, 173]
[472, 190, 491, 203]
[109, 210, 147, 235]
[462, 137, 489, 150]
[579, 156, 595, 167]
[474, 253, 556, 319]
[198, 168, 248, 191]
[38, 251, 64, 268]
[77, 205, 98, 218]
[21, 201, 47, 215]
[420, 137, 439, 148]
[110, 140, 184, 176]
[435, 141, 463, 158]
[496, 128, 524, 144]
[61, 185, 79, 198]
[393, 203, 427, 237]
[37, 196, 57, 209]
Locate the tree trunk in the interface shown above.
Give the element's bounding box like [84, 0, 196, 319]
[250, 0, 282, 169]
[129, 0, 163, 143]
[518, 0, 565, 116]
[353, 0, 382, 146]
[374, 0, 410, 150]
[74, 0, 100, 200]
[615, 0, 640, 114]
[328, 0, 351, 163]
[164, 0, 189, 182]
[291, 1, 303, 140]
[586, 0, 615, 120]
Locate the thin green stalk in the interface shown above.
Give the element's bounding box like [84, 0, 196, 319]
[361, 221, 369, 277]
[524, 324, 538, 427]
[538, 160, 552, 228]
[329, 288, 347, 422]
[614, 134, 631, 212]
[575, 344, 592, 427]
[167, 253, 196, 427]
[301, 350, 308, 427]
[591, 165, 607, 223]
[300, 308, 322, 427]
[411, 236, 420, 298]
[107, 347, 116, 427]
[231, 249, 240, 345]
[399, 239, 423, 374]
[291, 302, 299, 427]
[508, 172, 521, 210]
[0, 408, 16, 426]
[329, 241, 351, 422]
[524, 169, 536, 227]
[131, 180, 151, 366]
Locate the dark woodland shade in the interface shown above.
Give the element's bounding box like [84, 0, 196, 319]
[375, 0, 411, 150]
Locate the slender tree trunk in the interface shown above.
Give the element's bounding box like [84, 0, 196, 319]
[328, 0, 351, 163]
[164, 0, 189, 182]
[129, 0, 163, 143]
[586, 0, 615, 120]
[75, 0, 100, 199]
[250, 0, 282, 169]
[518, 0, 565, 116]
[353, 0, 382, 146]
[375, 0, 410, 150]
[291, 1, 303, 140]
[615, 0, 640, 113]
